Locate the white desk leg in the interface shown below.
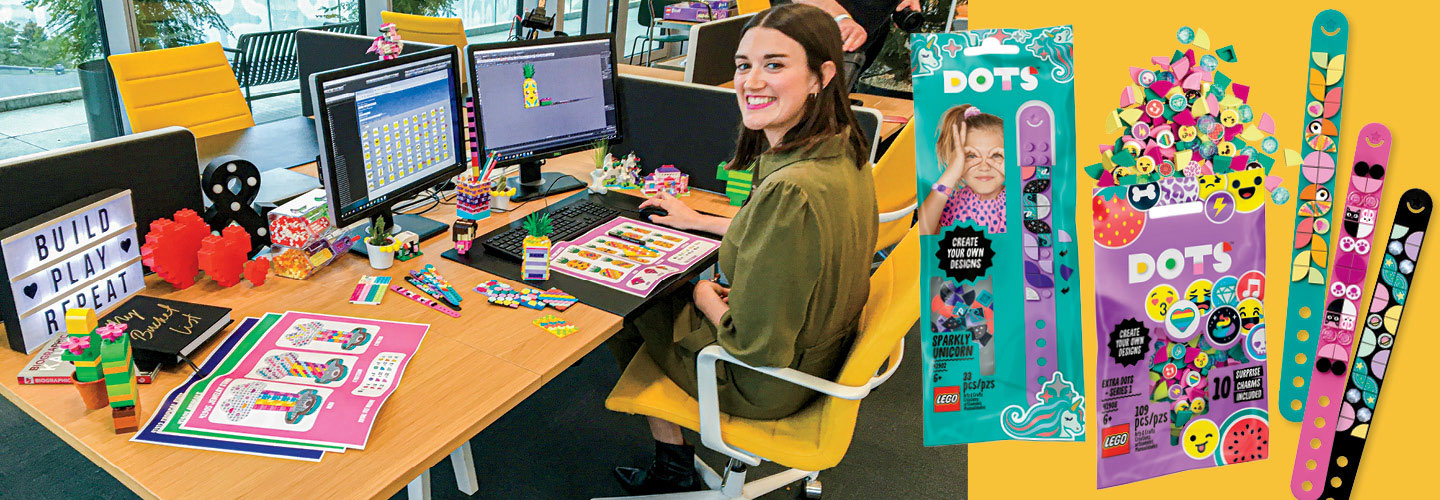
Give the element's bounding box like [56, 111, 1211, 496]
[407, 469, 432, 500]
[451, 444, 479, 495]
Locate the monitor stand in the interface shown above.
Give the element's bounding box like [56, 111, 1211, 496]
[347, 207, 449, 257]
[510, 159, 585, 202]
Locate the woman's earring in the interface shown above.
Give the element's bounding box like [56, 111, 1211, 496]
[807, 92, 818, 100]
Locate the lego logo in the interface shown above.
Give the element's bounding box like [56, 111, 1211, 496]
[933, 386, 961, 412]
[1100, 424, 1131, 458]
[1103, 433, 1128, 448]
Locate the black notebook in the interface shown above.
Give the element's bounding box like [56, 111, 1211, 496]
[99, 296, 232, 370]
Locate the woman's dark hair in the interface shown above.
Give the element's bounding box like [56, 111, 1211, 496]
[730, 3, 869, 170]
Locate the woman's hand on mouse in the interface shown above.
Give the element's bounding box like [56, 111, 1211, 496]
[641, 192, 703, 229]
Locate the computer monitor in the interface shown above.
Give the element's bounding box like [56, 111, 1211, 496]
[468, 33, 623, 202]
[684, 13, 756, 86]
[310, 47, 468, 238]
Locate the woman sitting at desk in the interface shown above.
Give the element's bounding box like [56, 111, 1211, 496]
[607, 3, 878, 494]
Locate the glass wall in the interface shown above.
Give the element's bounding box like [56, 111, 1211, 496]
[0, 0, 100, 158]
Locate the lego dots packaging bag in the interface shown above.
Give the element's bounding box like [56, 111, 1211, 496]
[913, 27, 1085, 445]
[1088, 30, 1275, 487]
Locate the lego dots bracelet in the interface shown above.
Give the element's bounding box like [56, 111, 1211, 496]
[1280, 9, 1350, 422]
[1318, 189, 1430, 500]
[1017, 100, 1063, 400]
[1290, 123, 1389, 499]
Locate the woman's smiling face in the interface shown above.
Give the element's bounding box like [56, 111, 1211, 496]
[734, 27, 822, 143]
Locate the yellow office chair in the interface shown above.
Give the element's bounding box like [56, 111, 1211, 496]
[872, 120, 918, 254]
[736, 0, 770, 15]
[600, 227, 921, 500]
[107, 42, 254, 138]
[381, 11, 468, 54]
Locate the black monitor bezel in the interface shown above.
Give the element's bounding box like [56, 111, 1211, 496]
[466, 33, 624, 167]
[310, 46, 469, 229]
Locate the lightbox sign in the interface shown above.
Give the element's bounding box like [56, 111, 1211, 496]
[1, 190, 145, 353]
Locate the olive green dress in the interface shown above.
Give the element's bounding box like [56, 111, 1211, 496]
[609, 133, 878, 420]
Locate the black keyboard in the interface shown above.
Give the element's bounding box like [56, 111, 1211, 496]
[483, 199, 623, 260]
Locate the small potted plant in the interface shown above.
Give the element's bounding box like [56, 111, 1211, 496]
[490, 175, 516, 211]
[364, 217, 399, 269]
[521, 213, 553, 281]
[589, 139, 610, 194]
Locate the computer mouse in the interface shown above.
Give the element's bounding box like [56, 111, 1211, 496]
[639, 206, 669, 221]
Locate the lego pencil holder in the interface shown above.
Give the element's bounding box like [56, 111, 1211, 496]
[455, 174, 492, 220]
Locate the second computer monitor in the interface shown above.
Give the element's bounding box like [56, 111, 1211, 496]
[469, 34, 622, 202]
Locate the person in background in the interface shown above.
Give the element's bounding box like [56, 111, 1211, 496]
[606, 3, 878, 495]
[791, 0, 923, 89]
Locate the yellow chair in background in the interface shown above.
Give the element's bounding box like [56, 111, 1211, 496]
[107, 42, 254, 138]
[381, 11, 468, 54]
[871, 120, 918, 254]
[736, 0, 770, 15]
[599, 227, 921, 500]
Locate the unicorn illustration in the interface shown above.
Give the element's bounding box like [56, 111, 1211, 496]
[1024, 26, 1074, 84]
[1000, 372, 1085, 440]
[912, 34, 943, 78]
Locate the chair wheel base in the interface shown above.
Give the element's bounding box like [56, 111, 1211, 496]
[803, 478, 822, 499]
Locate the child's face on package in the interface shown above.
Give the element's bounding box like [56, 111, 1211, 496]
[963, 128, 1005, 198]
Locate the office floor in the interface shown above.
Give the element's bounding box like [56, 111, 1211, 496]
[0, 323, 966, 499]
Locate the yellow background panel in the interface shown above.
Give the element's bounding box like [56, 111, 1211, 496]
[970, 1, 1439, 496]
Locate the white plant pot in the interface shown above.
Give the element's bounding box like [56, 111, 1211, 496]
[366, 241, 395, 269]
[491, 194, 512, 211]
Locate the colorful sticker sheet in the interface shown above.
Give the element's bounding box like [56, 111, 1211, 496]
[912, 27, 1085, 446]
[1321, 189, 1430, 499]
[131, 317, 328, 461]
[158, 311, 427, 451]
[1291, 124, 1391, 499]
[1090, 29, 1278, 488]
[1280, 9, 1351, 422]
[548, 218, 719, 297]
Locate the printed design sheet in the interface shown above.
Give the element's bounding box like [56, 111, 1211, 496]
[169, 311, 427, 450]
[549, 217, 719, 297]
[132, 317, 328, 461]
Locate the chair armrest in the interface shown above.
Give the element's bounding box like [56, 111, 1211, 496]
[878, 202, 916, 223]
[222, 47, 241, 54]
[695, 342, 897, 465]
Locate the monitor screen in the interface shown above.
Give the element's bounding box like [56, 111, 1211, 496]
[314, 50, 466, 226]
[470, 35, 620, 163]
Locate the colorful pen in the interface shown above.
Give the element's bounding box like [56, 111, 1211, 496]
[390, 284, 461, 318]
[405, 274, 461, 310]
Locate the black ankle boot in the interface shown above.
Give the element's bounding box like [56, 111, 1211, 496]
[614, 441, 703, 494]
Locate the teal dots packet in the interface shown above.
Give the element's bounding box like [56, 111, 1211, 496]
[913, 28, 1085, 446]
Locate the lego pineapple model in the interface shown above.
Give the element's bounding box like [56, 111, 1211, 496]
[522, 213, 553, 281]
[60, 308, 141, 433]
[523, 64, 540, 109]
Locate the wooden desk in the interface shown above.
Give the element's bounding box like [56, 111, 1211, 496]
[0, 151, 738, 499]
[618, 63, 684, 81]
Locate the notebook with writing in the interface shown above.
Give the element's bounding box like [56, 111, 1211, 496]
[100, 296, 232, 370]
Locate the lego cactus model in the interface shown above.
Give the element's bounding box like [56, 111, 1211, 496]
[60, 308, 141, 433]
[522, 212, 553, 281]
[523, 64, 540, 108]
